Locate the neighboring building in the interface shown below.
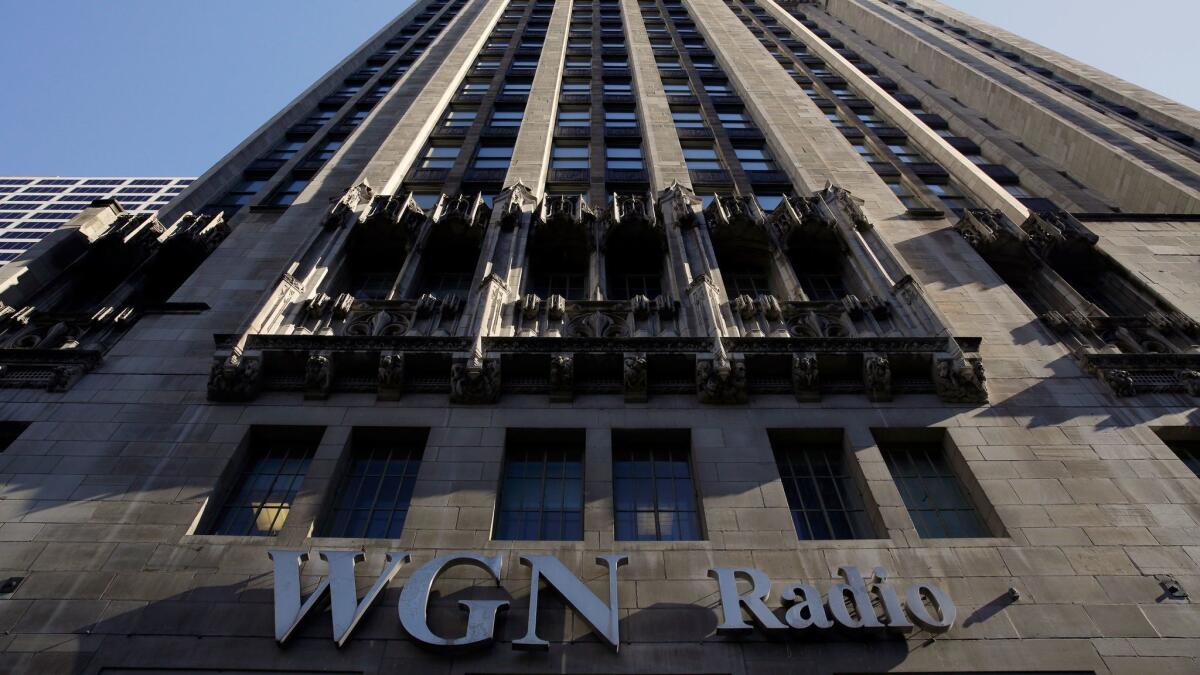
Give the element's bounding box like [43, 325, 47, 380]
[0, 177, 193, 263]
[2, 0, 1200, 673]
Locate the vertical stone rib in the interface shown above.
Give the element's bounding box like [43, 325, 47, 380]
[504, 0, 573, 191]
[621, 0, 691, 190]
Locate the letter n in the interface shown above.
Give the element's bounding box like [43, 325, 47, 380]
[268, 549, 408, 646]
[514, 554, 628, 652]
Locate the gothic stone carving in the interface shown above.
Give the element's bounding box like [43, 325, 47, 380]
[304, 350, 334, 400]
[696, 351, 748, 405]
[549, 353, 574, 402]
[208, 351, 263, 402]
[378, 351, 405, 401]
[933, 354, 988, 404]
[1101, 369, 1136, 397]
[450, 355, 501, 404]
[623, 352, 648, 403]
[863, 353, 892, 402]
[1179, 369, 1200, 397]
[323, 182, 374, 229]
[791, 352, 820, 402]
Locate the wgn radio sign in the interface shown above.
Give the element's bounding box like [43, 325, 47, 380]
[269, 550, 956, 651]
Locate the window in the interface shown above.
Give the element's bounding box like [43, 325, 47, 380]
[662, 80, 691, 95]
[683, 146, 721, 170]
[265, 140, 306, 161]
[494, 430, 584, 540]
[343, 108, 370, 127]
[0, 421, 28, 452]
[887, 143, 921, 163]
[926, 181, 971, 213]
[490, 108, 525, 127]
[612, 272, 660, 299]
[320, 430, 425, 539]
[562, 79, 590, 94]
[772, 431, 872, 540]
[473, 144, 514, 169]
[734, 146, 777, 171]
[605, 109, 638, 128]
[881, 440, 989, 538]
[602, 58, 629, 69]
[268, 176, 310, 206]
[703, 81, 733, 95]
[606, 146, 644, 170]
[717, 110, 751, 128]
[551, 144, 589, 169]
[460, 80, 490, 95]
[672, 110, 705, 128]
[557, 108, 590, 126]
[725, 273, 769, 297]
[1158, 432, 1200, 478]
[884, 177, 923, 209]
[612, 430, 701, 541]
[308, 139, 343, 162]
[603, 80, 632, 94]
[443, 109, 477, 126]
[420, 144, 460, 168]
[502, 78, 533, 95]
[207, 430, 319, 536]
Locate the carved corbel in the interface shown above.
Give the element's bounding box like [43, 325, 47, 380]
[863, 352, 892, 402]
[378, 351, 405, 401]
[48, 364, 87, 393]
[323, 182, 374, 229]
[954, 209, 1006, 252]
[549, 353, 574, 403]
[304, 350, 334, 400]
[932, 352, 988, 404]
[498, 181, 537, 231]
[302, 293, 332, 322]
[207, 350, 263, 402]
[623, 352, 648, 403]
[1179, 369, 1200, 397]
[658, 181, 703, 230]
[816, 182, 871, 231]
[450, 345, 500, 404]
[1101, 368, 1136, 397]
[697, 342, 747, 404]
[791, 352, 820, 402]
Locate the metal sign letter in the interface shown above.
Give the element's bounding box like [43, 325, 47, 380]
[514, 554, 629, 652]
[397, 552, 509, 651]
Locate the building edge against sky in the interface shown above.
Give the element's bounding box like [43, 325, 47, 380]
[0, 0, 1197, 673]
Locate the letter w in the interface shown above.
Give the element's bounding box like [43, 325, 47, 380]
[268, 550, 408, 646]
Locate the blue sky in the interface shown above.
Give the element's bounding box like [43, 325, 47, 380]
[0, 0, 1196, 176]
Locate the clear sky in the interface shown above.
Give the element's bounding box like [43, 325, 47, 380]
[0, 0, 1196, 176]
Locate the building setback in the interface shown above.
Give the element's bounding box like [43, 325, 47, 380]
[0, 177, 193, 264]
[0, 0, 1199, 673]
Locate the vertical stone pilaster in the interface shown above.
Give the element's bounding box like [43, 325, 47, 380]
[505, 0, 574, 191]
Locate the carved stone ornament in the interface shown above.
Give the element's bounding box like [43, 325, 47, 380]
[549, 353, 574, 402]
[207, 351, 263, 402]
[498, 181, 537, 231]
[696, 343, 747, 405]
[520, 293, 542, 320]
[932, 354, 988, 404]
[48, 364, 86, 393]
[1101, 368, 1136, 397]
[623, 352, 648, 403]
[1179, 369, 1200, 397]
[450, 350, 501, 404]
[791, 352, 820, 402]
[323, 182, 374, 229]
[304, 350, 334, 400]
[378, 351, 405, 401]
[818, 182, 871, 231]
[659, 181, 702, 230]
[863, 353, 892, 402]
[954, 209, 1006, 251]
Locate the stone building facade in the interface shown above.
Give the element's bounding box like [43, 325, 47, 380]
[0, 0, 1199, 673]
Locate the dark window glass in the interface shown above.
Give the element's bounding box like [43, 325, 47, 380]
[613, 431, 701, 541]
[882, 442, 988, 538]
[209, 437, 317, 536]
[495, 435, 584, 540]
[1165, 439, 1200, 477]
[773, 439, 871, 540]
[321, 433, 425, 539]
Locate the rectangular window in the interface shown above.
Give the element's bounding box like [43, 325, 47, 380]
[662, 80, 691, 95]
[320, 429, 426, 539]
[420, 144, 460, 168]
[557, 108, 590, 126]
[725, 273, 769, 298]
[207, 429, 320, 536]
[613, 430, 701, 541]
[734, 146, 777, 172]
[502, 79, 533, 95]
[494, 430, 585, 540]
[474, 144, 514, 169]
[268, 177, 310, 206]
[672, 110, 705, 128]
[771, 431, 871, 540]
[881, 439, 989, 539]
[606, 146, 644, 170]
[551, 144, 589, 169]
[603, 80, 632, 94]
[605, 109, 637, 128]
[443, 109, 477, 126]
[1158, 432, 1200, 478]
[490, 108, 525, 127]
[717, 110, 750, 128]
[562, 80, 590, 94]
[683, 146, 721, 170]
[460, 80, 490, 95]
